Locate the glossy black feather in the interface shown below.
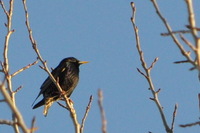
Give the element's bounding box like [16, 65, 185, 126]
[32, 57, 87, 116]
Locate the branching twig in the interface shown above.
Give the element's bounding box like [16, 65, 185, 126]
[22, 0, 83, 132]
[161, 30, 191, 36]
[180, 121, 200, 127]
[11, 60, 38, 77]
[170, 104, 178, 131]
[57, 102, 69, 110]
[98, 89, 107, 133]
[0, 119, 15, 126]
[13, 86, 23, 94]
[131, 2, 176, 133]
[150, 0, 196, 69]
[0, 0, 31, 132]
[80, 95, 93, 133]
[0, 0, 9, 16]
[30, 117, 37, 133]
[180, 34, 196, 52]
[0, 83, 29, 133]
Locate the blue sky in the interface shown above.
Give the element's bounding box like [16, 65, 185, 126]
[0, 0, 200, 133]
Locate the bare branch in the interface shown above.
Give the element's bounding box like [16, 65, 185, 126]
[0, 83, 29, 133]
[170, 104, 178, 131]
[22, 0, 82, 132]
[0, 119, 15, 126]
[185, 0, 198, 38]
[198, 93, 200, 113]
[174, 60, 189, 64]
[161, 30, 191, 36]
[150, 0, 196, 70]
[30, 117, 37, 133]
[0, 99, 6, 102]
[180, 34, 196, 52]
[136, 68, 148, 79]
[180, 121, 200, 127]
[131, 2, 174, 133]
[0, 0, 9, 16]
[13, 86, 23, 94]
[98, 90, 107, 133]
[57, 102, 69, 110]
[148, 57, 159, 70]
[11, 60, 38, 77]
[80, 95, 93, 133]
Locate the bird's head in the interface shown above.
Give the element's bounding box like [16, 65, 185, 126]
[60, 57, 89, 68]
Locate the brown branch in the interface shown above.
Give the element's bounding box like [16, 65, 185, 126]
[180, 34, 196, 52]
[0, 83, 29, 133]
[185, 0, 200, 72]
[170, 104, 178, 131]
[0, 0, 30, 132]
[57, 102, 69, 110]
[136, 68, 148, 79]
[0, 119, 15, 126]
[150, 0, 196, 70]
[161, 30, 191, 36]
[131, 2, 174, 133]
[0, 0, 9, 16]
[11, 60, 38, 77]
[30, 117, 37, 133]
[80, 95, 93, 133]
[148, 57, 159, 70]
[199, 93, 200, 113]
[22, 1, 82, 132]
[98, 89, 107, 133]
[174, 60, 189, 64]
[13, 86, 23, 94]
[180, 121, 200, 127]
[64, 95, 80, 133]
[185, 0, 198, 38]
[0, 99, 6, 102]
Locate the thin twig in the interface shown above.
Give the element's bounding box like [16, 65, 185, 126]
[170, 104, 178, 131]
[180, 121, 200, 127]
[0, 0, 30, 132]
[11, 60, 38, 77]
[150, 0, 196, 70]
[0, 83, 29, 133]
[148, 57, 159, 70]
[180, 34, 196, 52]
[0, 0, 9, 16]
[30, 116, 37, 133]
[136, 68, 148, 79]
[174, 60, 189, 64]
[57, 102, 69, 110]
[13, 86, 23, 94]
[0, 119, 15, 126]
[22, 1, 81, 132]
[185, 0, 200, 72]
[161, 30, 191, 36]
[98, 90, 107, 133]
[64, 95, 80, 133]
[0, 99, 6, 102]
[131, 2, 173, 133]
[185, 0, 198, 38]
[80, 95, 93, 133]
[198, 93, 200, 119]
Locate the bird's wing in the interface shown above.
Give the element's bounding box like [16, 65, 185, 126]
[32, 65, 65, 106]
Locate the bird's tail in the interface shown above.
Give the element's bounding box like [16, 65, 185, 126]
[32, 99, 45, 109]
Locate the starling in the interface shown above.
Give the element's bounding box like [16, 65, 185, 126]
[32, 57, 88, 116]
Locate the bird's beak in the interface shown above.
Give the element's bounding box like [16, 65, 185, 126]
[79, 61, 89, 65]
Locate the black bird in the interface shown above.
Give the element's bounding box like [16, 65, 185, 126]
[32, 57, 88, 116]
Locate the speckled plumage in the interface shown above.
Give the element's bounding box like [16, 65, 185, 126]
[32, 57, 88, 116]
